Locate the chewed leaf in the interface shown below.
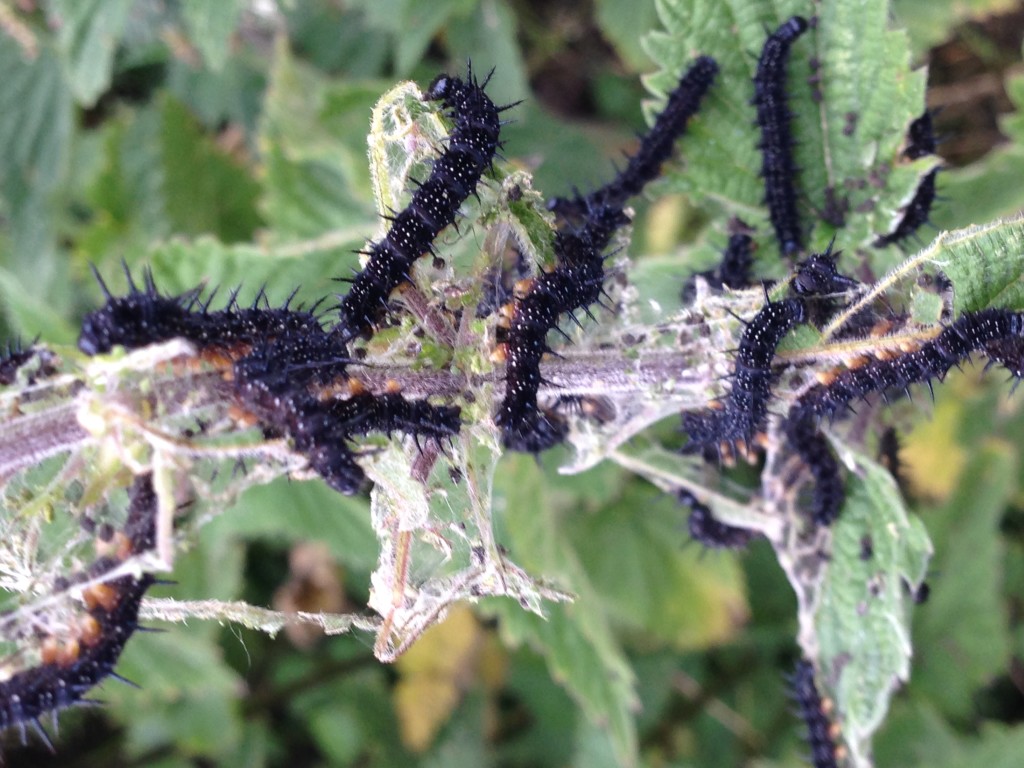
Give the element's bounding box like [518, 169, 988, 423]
[929, 214, 1024, 314]
[807, 451, 932, 767]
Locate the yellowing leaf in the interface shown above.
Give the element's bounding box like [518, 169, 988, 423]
[903, 395, 966, 500]
[393, 604, 485, 752]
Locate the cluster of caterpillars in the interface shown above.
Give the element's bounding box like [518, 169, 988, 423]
[677, 16, 998, 545]
[0, 12, 1003, 760]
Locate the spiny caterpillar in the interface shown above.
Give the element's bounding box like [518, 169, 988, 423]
[682, 292, 806, 454]
[753, 16, 810, 256]
[332, 66, 507, 342]
[79, 269, 461, 495]
[678, 489, 758, 550]
[791, 659, 844, 768]
[498, 56, 718, 453]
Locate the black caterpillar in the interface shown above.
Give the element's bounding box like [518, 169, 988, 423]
[778, 309, 1024, 527]
[714, 231, 756, 291]
[332, 67, 506, 342]
[878, 426, 907, 493]
[79, 269, 461, 495]
[681, 222, 756, 302]
[0, 474, 156, 748]
[0, 339, 37, 386]
[783, 412, 845, 526]
[791, 308, 1024, 422]
[873, 167, 940, 248]
[904, 109, 938, 160]
[984, 334, 1024, 384]
[791, 659, 842, 768]
[234, 346, 461, 495]
[791, 243, 859, 297]
[792, 241, 861, 327]
[549, 56, 720, 222]
[684, 247, 857, 517]
[78, 265, 323, 358]
[683, 291, 806, 454]
[678, 489, 757, 550]
[753, 16, 810, 256]
[499, 56, 718, 453]
[496, 204, 627, 452]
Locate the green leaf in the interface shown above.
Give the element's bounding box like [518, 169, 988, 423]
[892, 0, 1018, 54]
[348, 0, 478, 76]
[145, 236, 347, 309]
[79, 105, 172, 260]
[166, 54, 267, 138]
[875, 698, 961, 766]
[445, 0, 529, 110]
[595, 0, 661, 71]
[822, 216, 1024, 342]
[287, 659, 411, 766]
[911, 440, 1014, 720]
[393, 0, 476, 77]
[936, 146, 1024, 233]
[0, 265, 78, 342]
[489, 600, 639, 766]
[181, 0, 245, 71]
[50, 0, 133, 106]
[488, 455, 640, 767]
[808, 450, 933, 766]
[568, 482, 749, 649]
[927, 215, 1024, 313]
[169, 519, 246, 607]
[936, 724, 1024, 768]
[158, 94, 264, 242]
[0, 35, 73, 294]
[935, 60, 1024, 230]
[259, 39, 379, 241]
[78, 95, 264, 267]
[644, 0, 926, 265]
[206, 478, 378, 573]
[282, 2, 391, 76]
[111, 626, 244, 759]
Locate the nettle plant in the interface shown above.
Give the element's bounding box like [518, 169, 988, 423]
[2, 0, 1024, 765]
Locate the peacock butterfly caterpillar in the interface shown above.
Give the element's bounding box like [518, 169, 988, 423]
[78, 266, 324, 360]
[233, 348, 461, 495]
[495, 217, 613, 452]
[332, 66, 508, 343]
[549, 56, 719, 224]
[791, 242, 859, 298]
[984, 335, 1024, 384]
[551, 395, 616, 425]
[0, 473, 157, 748]
[678, 489, 757, 550]
[783, 412, 845, 526]
[903, 109, 939, 160]
[0, 339, 38, 387]
[715, 231, 756, 292]
[791, 309, 1024, 423]
[792, 242, 861, 327]
[682, 241, 860, 458]
[753, 16, 810, 257]
[873, 167, 940, 248]
[877, 426, 907, 493]
[79, 267, 458, 495]
[681, 220, 756, 303]
[683, 292, 807, 454]
[791, 659, 844, 768]
[500, 57, 718, 453]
